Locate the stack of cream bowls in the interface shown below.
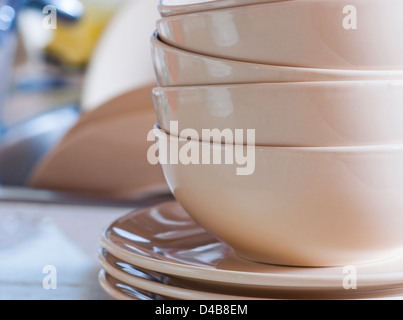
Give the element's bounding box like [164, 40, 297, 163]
[100, 0, 403, 300]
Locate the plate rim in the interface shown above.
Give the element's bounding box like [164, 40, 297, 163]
[98, 250, 267, 300]
[101, 200, 403, 290]
[98, 269, 138, 301]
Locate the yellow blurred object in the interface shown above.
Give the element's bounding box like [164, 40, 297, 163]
[45, 2, 119, 66]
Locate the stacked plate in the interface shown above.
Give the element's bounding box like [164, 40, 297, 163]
[99, 201, 403, 300]
[99, 0, 403, 300]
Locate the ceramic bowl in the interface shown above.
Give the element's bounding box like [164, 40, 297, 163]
[153, 80, 403, 147]
[157, 0, 403, 70]
[153, 126, 403, 267]
[158, 0, 291, 17]
[151, 33, 403, 87]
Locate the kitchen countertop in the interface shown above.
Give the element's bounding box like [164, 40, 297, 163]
[0, 186, 172, 300]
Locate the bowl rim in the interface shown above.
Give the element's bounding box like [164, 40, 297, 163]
[153, 125, 403, 152]
[158, 0, 293, 17]
[157, 0, 328, 20]
[152, 79, 403, 91]
[151, 31, 403, 75]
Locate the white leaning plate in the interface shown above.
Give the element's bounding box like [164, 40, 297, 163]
[101, 201, 403, 297]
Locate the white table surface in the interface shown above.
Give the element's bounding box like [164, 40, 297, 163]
[0, 189, 146, 300]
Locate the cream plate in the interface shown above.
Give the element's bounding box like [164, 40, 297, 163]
[99, 269, 403, 301]
[99, 248, 403, 300]
[99, 269, 156, 300]
[99, 248, 270, 300]
[101, 201, 403, 295]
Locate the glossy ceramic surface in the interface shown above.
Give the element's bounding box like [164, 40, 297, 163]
[99, 249, 269, 300]
[157, 0, 403, 69]
[99, 267, 403, 300]
[151, 33, 403, 87]
[102, 201, 403, 294]
[99, 269, 162, 300]
[154, 81, 403, 147]
[99, 247, 403, 300]
[153, 128, 403, 266]
[158, 0, 291, 17]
